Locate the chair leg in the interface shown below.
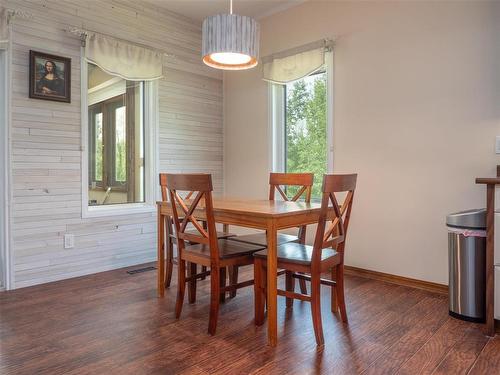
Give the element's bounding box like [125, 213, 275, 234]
[310, 275, 324, 346]
[188, 262, 197, 304]
[298, 275, 307, 295]
[219, 267, 227, 303]
[285, 271, 295, 308]
[228, 266, 239, 298]
[158, 226, 165, 298]
[331, 266, 338, 313]
[175, 259, 186, 319]
[165, 236, 174, 288]
[297, 230, 308, 295]
[164, 217, 175, 288]
[200, 220, 208, 281]
[336, 264, 348, 323]
[254, 258, 266, 326]
[208, 266, 221, 335]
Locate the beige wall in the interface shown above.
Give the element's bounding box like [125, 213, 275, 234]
[224, 1, 500, 284]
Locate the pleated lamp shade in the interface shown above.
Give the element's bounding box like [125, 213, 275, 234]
[202, 14, 260, 70]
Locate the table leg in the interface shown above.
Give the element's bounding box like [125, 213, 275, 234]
[485, 185, 495, 336]
[266, 220, 278, 346]
[157, 209, 165, 297]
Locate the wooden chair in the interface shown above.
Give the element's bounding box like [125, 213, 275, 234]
[253, 174, 357, 346]
[159, 173, 234, 288]
[166, 173, 265, 335]
[228, 172, 314, 295]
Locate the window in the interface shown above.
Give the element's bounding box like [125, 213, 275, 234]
[85, 63, 152, 210]
[271, 66, 332, 198]
[81, 37, 160, 217]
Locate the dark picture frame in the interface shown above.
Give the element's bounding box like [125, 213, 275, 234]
[29, 50, 71, 103]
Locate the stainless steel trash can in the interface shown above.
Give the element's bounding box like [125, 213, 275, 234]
[446, 209, 486, 322]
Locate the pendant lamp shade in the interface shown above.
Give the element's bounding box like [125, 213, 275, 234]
[202, 14, 260, 70]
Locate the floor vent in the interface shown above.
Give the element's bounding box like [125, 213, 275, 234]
[127, 266, 157, 275]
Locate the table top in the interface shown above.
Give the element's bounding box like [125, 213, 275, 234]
[157, 198, 323, 218]
[476, 177, 500, 185]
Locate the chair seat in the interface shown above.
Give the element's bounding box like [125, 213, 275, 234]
[169, 230, 235, 240]
[254, 242, 339, 266]
[184, 239, 265, 260]
[227, 232, 299, 247]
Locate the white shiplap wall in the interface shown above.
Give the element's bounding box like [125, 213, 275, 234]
[5, 0, 223, 288]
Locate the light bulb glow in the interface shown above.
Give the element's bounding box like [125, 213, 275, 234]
[209, 52, 252, 65]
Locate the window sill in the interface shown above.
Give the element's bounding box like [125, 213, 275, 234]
[82, 203, 156, 218]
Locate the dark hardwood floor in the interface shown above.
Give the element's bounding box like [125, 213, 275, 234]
[0, 263, 498, 374]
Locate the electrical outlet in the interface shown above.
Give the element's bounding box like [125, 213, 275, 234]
[496, 136, 500, 154]
[64, 234, 75, 249]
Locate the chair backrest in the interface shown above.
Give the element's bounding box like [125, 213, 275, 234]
[269, 172, 314, 242]
[269, 173, 314, 202]
[159, 173, 168, 201]
[159, 173, 194, 202]
[311, 174, 357, 269]
[165, 174, 220, 261]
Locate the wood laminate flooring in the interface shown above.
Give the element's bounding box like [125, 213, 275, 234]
[0, 263, 498, 374]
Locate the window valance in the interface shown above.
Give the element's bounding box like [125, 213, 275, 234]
[262, 39, 333, 84]
[85, 33, 163, 81]
[0, 8, 9, 48]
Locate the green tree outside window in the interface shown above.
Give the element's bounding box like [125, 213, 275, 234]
[285, 72, 327, 198]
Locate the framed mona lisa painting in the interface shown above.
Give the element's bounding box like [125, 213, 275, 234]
[29, 50, 71, 103]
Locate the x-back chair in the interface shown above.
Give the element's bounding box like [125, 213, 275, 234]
[254, 174, 357, 346]
[166, 173, 265, 334]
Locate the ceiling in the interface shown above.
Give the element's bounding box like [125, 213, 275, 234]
[144, 0, 305, 22]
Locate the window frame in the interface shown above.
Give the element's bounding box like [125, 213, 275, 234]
[269, 50, 334, 190]
[0, 46, 13, 290]
[88, 94, 131, 192]
[81, 57, 159, 218]
[88, 104, 104, 188]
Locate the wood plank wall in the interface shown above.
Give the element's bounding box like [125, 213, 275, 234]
[4, 0, 223, 288]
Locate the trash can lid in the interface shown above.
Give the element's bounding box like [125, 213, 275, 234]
[446, 208, 487, 229]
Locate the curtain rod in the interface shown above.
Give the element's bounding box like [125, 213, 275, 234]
[4, 7, 175, 59]
[5, 7, 176, 60]
[65, 26, 176, 59]
[5, 8, 34, 23]
[261, 39, 334, 64]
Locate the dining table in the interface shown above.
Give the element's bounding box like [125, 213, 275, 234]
[156, 198, 327, 347]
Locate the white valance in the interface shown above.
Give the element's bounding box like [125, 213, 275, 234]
[85, 33, 163, 81]
[0, 8, 8, 48]
[262, 39, 333, 84]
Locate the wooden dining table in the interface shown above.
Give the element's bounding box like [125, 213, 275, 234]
[156, 198, 326, 347]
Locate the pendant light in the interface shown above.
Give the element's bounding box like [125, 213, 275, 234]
[202, 0, 260, 70]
